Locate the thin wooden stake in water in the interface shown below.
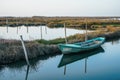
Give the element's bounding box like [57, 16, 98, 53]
[16, 18, 18, 34]
[17, 26, 18, 34]
[85, 18, 88, 41]
[64, 23, 67, 44]
[27, 26, 29, 33]
[20, 35, 30, 65]
[40, 26, 42, 39]
[45, 26, 47, 34]
[6, 18, 8, 33]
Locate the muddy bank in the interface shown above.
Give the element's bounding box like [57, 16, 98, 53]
[0, 41, 61, 64]
[99, 31, 120, 41]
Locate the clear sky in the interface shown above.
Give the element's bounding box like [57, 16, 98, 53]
[0, 0, 120, 17]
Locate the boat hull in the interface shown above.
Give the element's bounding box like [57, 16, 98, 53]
[58, 37, 105, 54]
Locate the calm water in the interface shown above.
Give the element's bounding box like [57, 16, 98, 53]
[0, 40, 120, 80]
[0, 26, 88, 40]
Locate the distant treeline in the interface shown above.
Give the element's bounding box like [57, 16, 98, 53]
[0, 16, 120, 29]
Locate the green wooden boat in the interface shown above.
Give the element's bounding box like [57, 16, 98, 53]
[58, 47, 104, 68]
[58, 37, 105, 54]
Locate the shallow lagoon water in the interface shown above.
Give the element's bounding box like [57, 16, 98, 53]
[0, 40, 120, 80]
[0, 26, 88, 40]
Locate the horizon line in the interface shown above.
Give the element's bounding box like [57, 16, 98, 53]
[0, 16, 120, 18]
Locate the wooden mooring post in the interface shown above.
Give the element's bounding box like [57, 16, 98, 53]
[16, 18, 18, 34]
[17, 26, 18, 34]
[45, 26, 47, 34]
[6, 18, 8, 33]
[27, 26, 29, 33]
[64, 23, 67, 44]
[85, 18, 88, 41]
[20, 35, 30, 65]
[40, 26, 42, 39]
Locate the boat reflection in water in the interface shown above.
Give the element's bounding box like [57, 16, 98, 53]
[58, 46, 105, 75]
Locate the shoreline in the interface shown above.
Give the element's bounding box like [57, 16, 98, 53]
[0, 29, 120, 64]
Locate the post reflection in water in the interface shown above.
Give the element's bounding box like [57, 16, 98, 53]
[58, 46, 105, 75]
[25, 65, 30, 80]
[64, 66, 66, 75]
[85, 58, 88, 73]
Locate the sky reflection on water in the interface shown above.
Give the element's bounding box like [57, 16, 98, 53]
[0, 39, 120, 80]
[0, 26, 87, 40]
